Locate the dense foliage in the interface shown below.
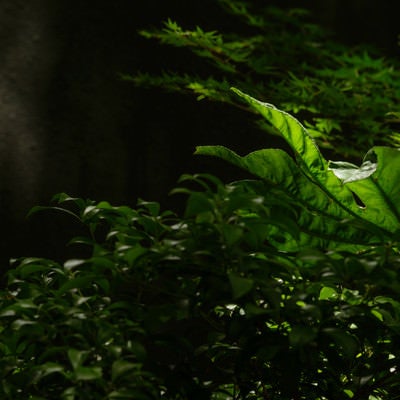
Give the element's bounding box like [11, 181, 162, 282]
[1, 93, 400, 399]
[129, 0, 400, 157]
[2, 2, 400, 398]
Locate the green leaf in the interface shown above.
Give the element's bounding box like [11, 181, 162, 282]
[123, 245, 148, 266]
[228, 273, 253, 299]
[57, 276, 95, 295]
[185, 192, 214, 218]
[319, 286, 339, 301]
[137, 200, 161, 217]
[64, 259, 86, 270]
[11, 319, 37, 330]
[230, 87, 327, 176]
[61, 387, 76, 400]
[111, 360, 139, 382]
[344, 389, 354, 398]
[220, 224, 243, 246]
[31, 362, 65, 384]
[371, 309, 384, 322]
[16, 263, 51, 278]
[68, 349, 88, 370]
[131, 341, 147, 362]
[73, 366, 102, 381]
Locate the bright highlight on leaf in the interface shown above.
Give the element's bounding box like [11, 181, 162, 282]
[328, 159, 377, 184]
[319, 286, 338, 301]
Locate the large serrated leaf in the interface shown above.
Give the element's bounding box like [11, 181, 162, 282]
[196, 88, 399, 249]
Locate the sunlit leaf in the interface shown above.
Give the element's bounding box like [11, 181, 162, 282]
[319, 286, 339, 301]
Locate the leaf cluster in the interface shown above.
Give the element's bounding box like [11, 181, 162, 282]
[130, 0, 400, 157]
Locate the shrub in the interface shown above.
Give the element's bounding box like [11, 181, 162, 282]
[1, 93, 400, 399]
[1, 179, 400, 399]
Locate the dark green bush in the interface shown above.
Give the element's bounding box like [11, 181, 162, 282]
[1, 172, 400, 399]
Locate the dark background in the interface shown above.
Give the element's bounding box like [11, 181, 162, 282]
[1, 0, 399, 271]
